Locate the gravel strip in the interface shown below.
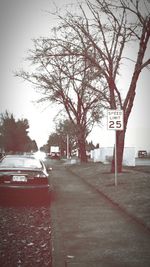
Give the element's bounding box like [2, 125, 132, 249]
[0, 206, 52, 267]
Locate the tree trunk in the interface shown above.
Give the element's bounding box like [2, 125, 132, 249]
[111, 130, 125, 173]
[77, 132, 87, 163]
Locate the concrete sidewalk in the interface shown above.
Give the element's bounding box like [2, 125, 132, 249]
[50, 163, 150, 267]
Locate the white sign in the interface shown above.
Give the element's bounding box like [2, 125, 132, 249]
[107, 109, 124, 130]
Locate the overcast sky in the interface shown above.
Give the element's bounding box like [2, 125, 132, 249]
[0, 0, 71, 147]
[0, 0, 150, 152]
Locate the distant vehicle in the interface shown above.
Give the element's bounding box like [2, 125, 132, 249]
[0, 155, 51, 192]
[138, 150, 147, 158]
[49, 146, 60, 159]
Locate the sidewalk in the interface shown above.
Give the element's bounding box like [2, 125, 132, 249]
[68, 162, 150, 231]
[50, 162, 150, 267]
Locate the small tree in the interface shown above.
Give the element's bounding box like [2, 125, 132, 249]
[56, 119, 77, 157]
[44, 119, 80, 157]
[46, 132, 62, 155]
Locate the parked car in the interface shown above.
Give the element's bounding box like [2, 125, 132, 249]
[138, 150, 147, 158]
[48, 152, 61, 160]
[0, 155, 51, 192]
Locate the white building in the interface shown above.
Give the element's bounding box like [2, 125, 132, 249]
[91, 147, 136, 166]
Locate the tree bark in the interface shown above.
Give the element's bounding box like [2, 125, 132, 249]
[111, 130, 125, 173]
[77, 130, 87, 163]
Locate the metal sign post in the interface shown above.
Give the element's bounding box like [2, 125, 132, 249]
[67, 134, 69, 159]
[107, 109, 124, 186]
[115, 130, 117, 186]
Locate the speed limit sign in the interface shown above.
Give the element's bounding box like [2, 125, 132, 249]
[107, 109, 124, 131]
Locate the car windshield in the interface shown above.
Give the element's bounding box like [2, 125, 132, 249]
[0, 157, 42, 169]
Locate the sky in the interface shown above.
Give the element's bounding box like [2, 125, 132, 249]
[0, 0, 150, 153]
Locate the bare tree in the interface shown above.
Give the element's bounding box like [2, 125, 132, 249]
[17, 0, 150, 168]
[55, 0, 150, 172]
[17, 33, 104, 162]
